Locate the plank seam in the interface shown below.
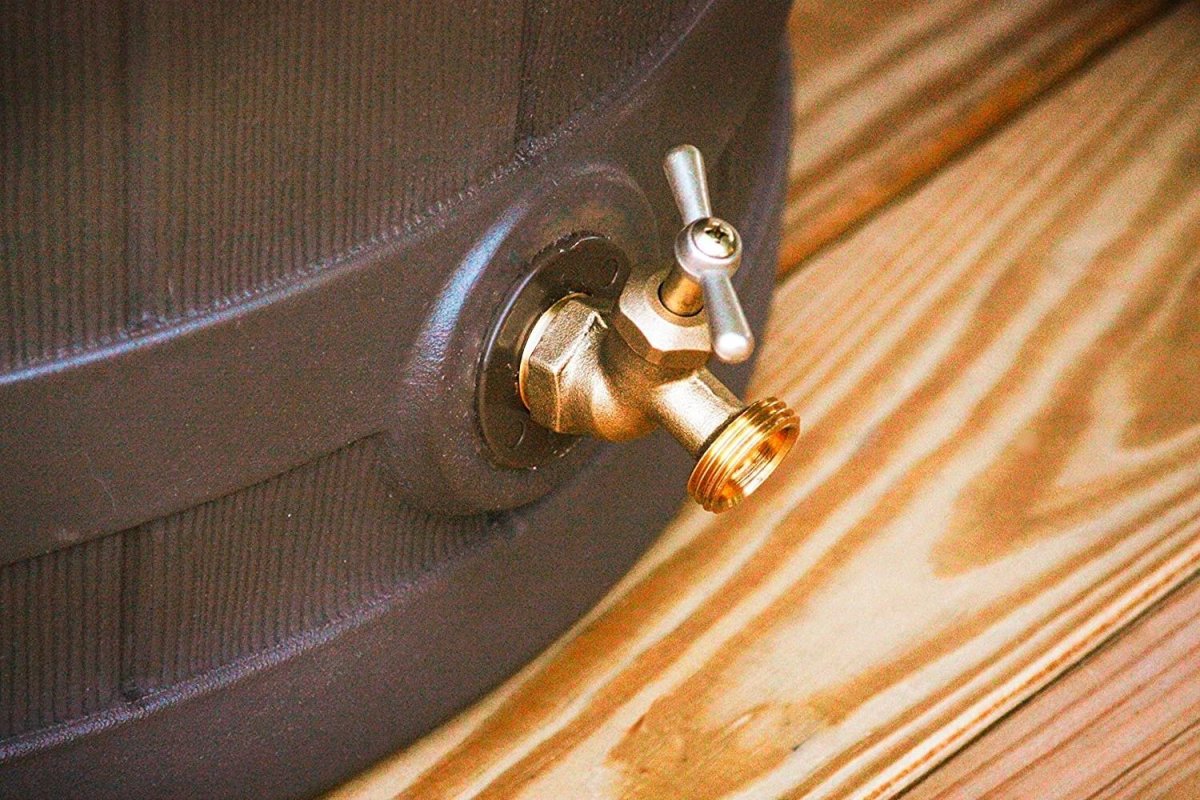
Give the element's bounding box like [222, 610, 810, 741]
[857, 535, 1200, 800]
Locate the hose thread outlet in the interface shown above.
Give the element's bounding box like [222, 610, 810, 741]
[688, 397, 799, 512]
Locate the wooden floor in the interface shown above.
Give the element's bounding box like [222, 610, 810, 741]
[332, 3, 1200, 798]
[906, 576, 1200, 799]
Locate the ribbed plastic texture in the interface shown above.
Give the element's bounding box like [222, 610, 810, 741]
[0, 437, 490, 740]
[0, 1, 128, 370]
[0, 0, 705, 749]
[0, 0, 697, 371]
[0, 536, 123, 740]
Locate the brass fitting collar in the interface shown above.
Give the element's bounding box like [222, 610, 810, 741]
[688, 397, 798, 512]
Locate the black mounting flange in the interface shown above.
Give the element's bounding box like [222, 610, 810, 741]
[477, 233, 632, 469]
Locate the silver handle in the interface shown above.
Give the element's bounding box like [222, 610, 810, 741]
[660, 144, 755, 364]
[700, 271, 754, 363]
[663, 144, 713, 225]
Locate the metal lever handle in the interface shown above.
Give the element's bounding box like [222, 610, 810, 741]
[700, 270, 754, 363]
[663, 144, 712, 224]
[660, 145, 755, 364]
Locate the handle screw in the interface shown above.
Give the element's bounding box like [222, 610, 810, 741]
[694, 221, 738, 258]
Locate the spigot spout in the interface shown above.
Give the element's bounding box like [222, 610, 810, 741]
[650, 368, 743, 457]
[518, 295, 797, 513]
[650, 370, 798, 513]
[687, 397, 797, 512]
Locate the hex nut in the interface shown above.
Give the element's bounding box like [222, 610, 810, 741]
[521, 296, 607, 434]
[611, 268, 711, 369]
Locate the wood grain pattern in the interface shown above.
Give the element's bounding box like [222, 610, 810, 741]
[781, 0, 1172, 273]
[337, 6, 1200, 797]
[333, 5, 1200, 799]
[903, 576, 1200, 799]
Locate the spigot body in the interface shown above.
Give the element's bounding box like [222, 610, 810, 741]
[516, 145, 798, 512]
[519, 294, 742, 454]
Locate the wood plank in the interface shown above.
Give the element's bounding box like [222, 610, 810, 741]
[331, 5, 1200, 798]
[903, 576, 1200, 799]
[781, 0, 1172, 273]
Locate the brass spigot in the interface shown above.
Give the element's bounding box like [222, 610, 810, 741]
[518, 145, 798, 512]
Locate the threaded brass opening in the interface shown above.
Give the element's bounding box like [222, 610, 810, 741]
[687, 397, 798, 513]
